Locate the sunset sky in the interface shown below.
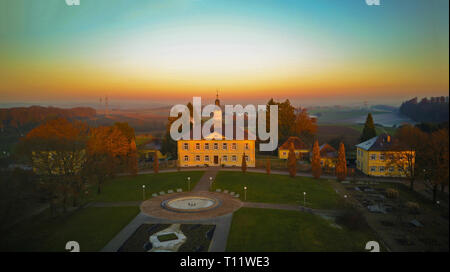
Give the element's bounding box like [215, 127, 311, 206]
[0, 0, 448, 106]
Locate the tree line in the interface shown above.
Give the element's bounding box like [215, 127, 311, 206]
[14, 118, 138, 216]
[400, 96, 449, 123]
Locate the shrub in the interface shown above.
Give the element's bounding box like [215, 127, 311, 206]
[386, 188, 399, 199]
[335, 209, 368, 231]
[406, 202, 420, 214]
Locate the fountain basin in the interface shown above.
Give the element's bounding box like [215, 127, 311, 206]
[162, 196, 221, 213]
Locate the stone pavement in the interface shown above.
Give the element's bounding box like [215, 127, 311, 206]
[193, 167, 219, 192]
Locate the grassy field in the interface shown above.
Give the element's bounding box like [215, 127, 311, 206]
[226, 208, 378, 252]
[0, 206, 139, 252]
[213, 172, 343, 209]
[91, 171, 204, 202]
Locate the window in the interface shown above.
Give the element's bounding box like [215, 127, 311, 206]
[370, 166, 376, 172]
[389, 166, 395, 172]
[222, 143, 227, 150]
[232, 143, 237, 150]
[183, 143, 189, 150]
[222, 155, 228, 162]
[204, 155, 210, 162]
[379, 166, 385, 172]
[204, 143, 209, 150]
[195, 143, 200, 150]
[214, 143, 219, 150]
[184, 155, 189, 162]
[388, 154, 394, 160]
[370, 154, 377, 160]
[320, 160, 324, 166]
[245, 143, 249, 150]
[283, 152, 287, 156]
[357, 161, 360, 168]
[232, 155, 237, 161]
[195, 155, 201, 161]
[245, 155, 249, 162]
[380, 153, 385, 161]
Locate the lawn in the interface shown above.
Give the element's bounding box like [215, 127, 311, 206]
[0, 206, 139, 252]
[91, 171, 204, 202]
[212, 172, 343, 209]
[226, 208, 378, 252]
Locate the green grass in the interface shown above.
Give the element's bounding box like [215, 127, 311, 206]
[213, 171, 343, 209]
[91, 171, 204, 202]
[226, 208, 378, 252]
[157, 233, 178, 242]
[0, 206, 139, 252]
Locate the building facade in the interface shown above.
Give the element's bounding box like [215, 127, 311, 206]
[356, 134, 415, 177]
[177, 132, 255, 167]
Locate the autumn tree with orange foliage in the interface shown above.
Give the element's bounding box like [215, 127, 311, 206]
[292, 107, 317, 145]
[241, 153, 247, 173]
[114, 122, 138, 176]
[153, 151, 159, 174]
[85, 126, 129, 194]
[311, 140, 321, 179]
[335, 142, 347, 181]
[19, 118, 88, 214]
[421, 128, 449, 202]
[287, 142, 297, 177]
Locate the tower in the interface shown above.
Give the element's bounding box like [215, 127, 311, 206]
[215, 89, 220, 106]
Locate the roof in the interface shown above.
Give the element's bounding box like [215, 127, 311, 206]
[355, 134, 397, 151]
[319, 143, 337, 158]
[279, 137, 309, 150]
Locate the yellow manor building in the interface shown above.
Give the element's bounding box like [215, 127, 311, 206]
[356, 133, 415, 177]
[178, 130, 255, 167]
[278, 137, 310, 160]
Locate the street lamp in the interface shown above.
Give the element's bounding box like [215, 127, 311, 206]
[244, 186, 247, 201]
[303, 192, 306, 207]
[209, 177, 214, 190]
[187, 177, 191, 191]
[142, 185, 146, 200]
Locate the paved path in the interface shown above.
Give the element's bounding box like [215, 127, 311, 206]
[101, 212, 233, 252]
[193, 168, 219, 192]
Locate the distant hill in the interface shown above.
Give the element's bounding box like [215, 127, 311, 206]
[0, 106, 96, 130]
[371, 105, 397, 112]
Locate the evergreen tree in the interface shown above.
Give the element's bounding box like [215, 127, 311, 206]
[266, 159, 271, 175]
[360, 113, 377, 142]
[311, 140, 321, 179]
[287, 142, 297, 177]
[241, 153, 247, 173]
[336, 142, 347, 181]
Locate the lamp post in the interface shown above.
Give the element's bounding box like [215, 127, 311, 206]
[142, 185, 146, 200]
[303, 192, 306, 207]
[244, 186, 247, 201]
[187, 177, 191, 191]
[209, 177, 213, 190]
